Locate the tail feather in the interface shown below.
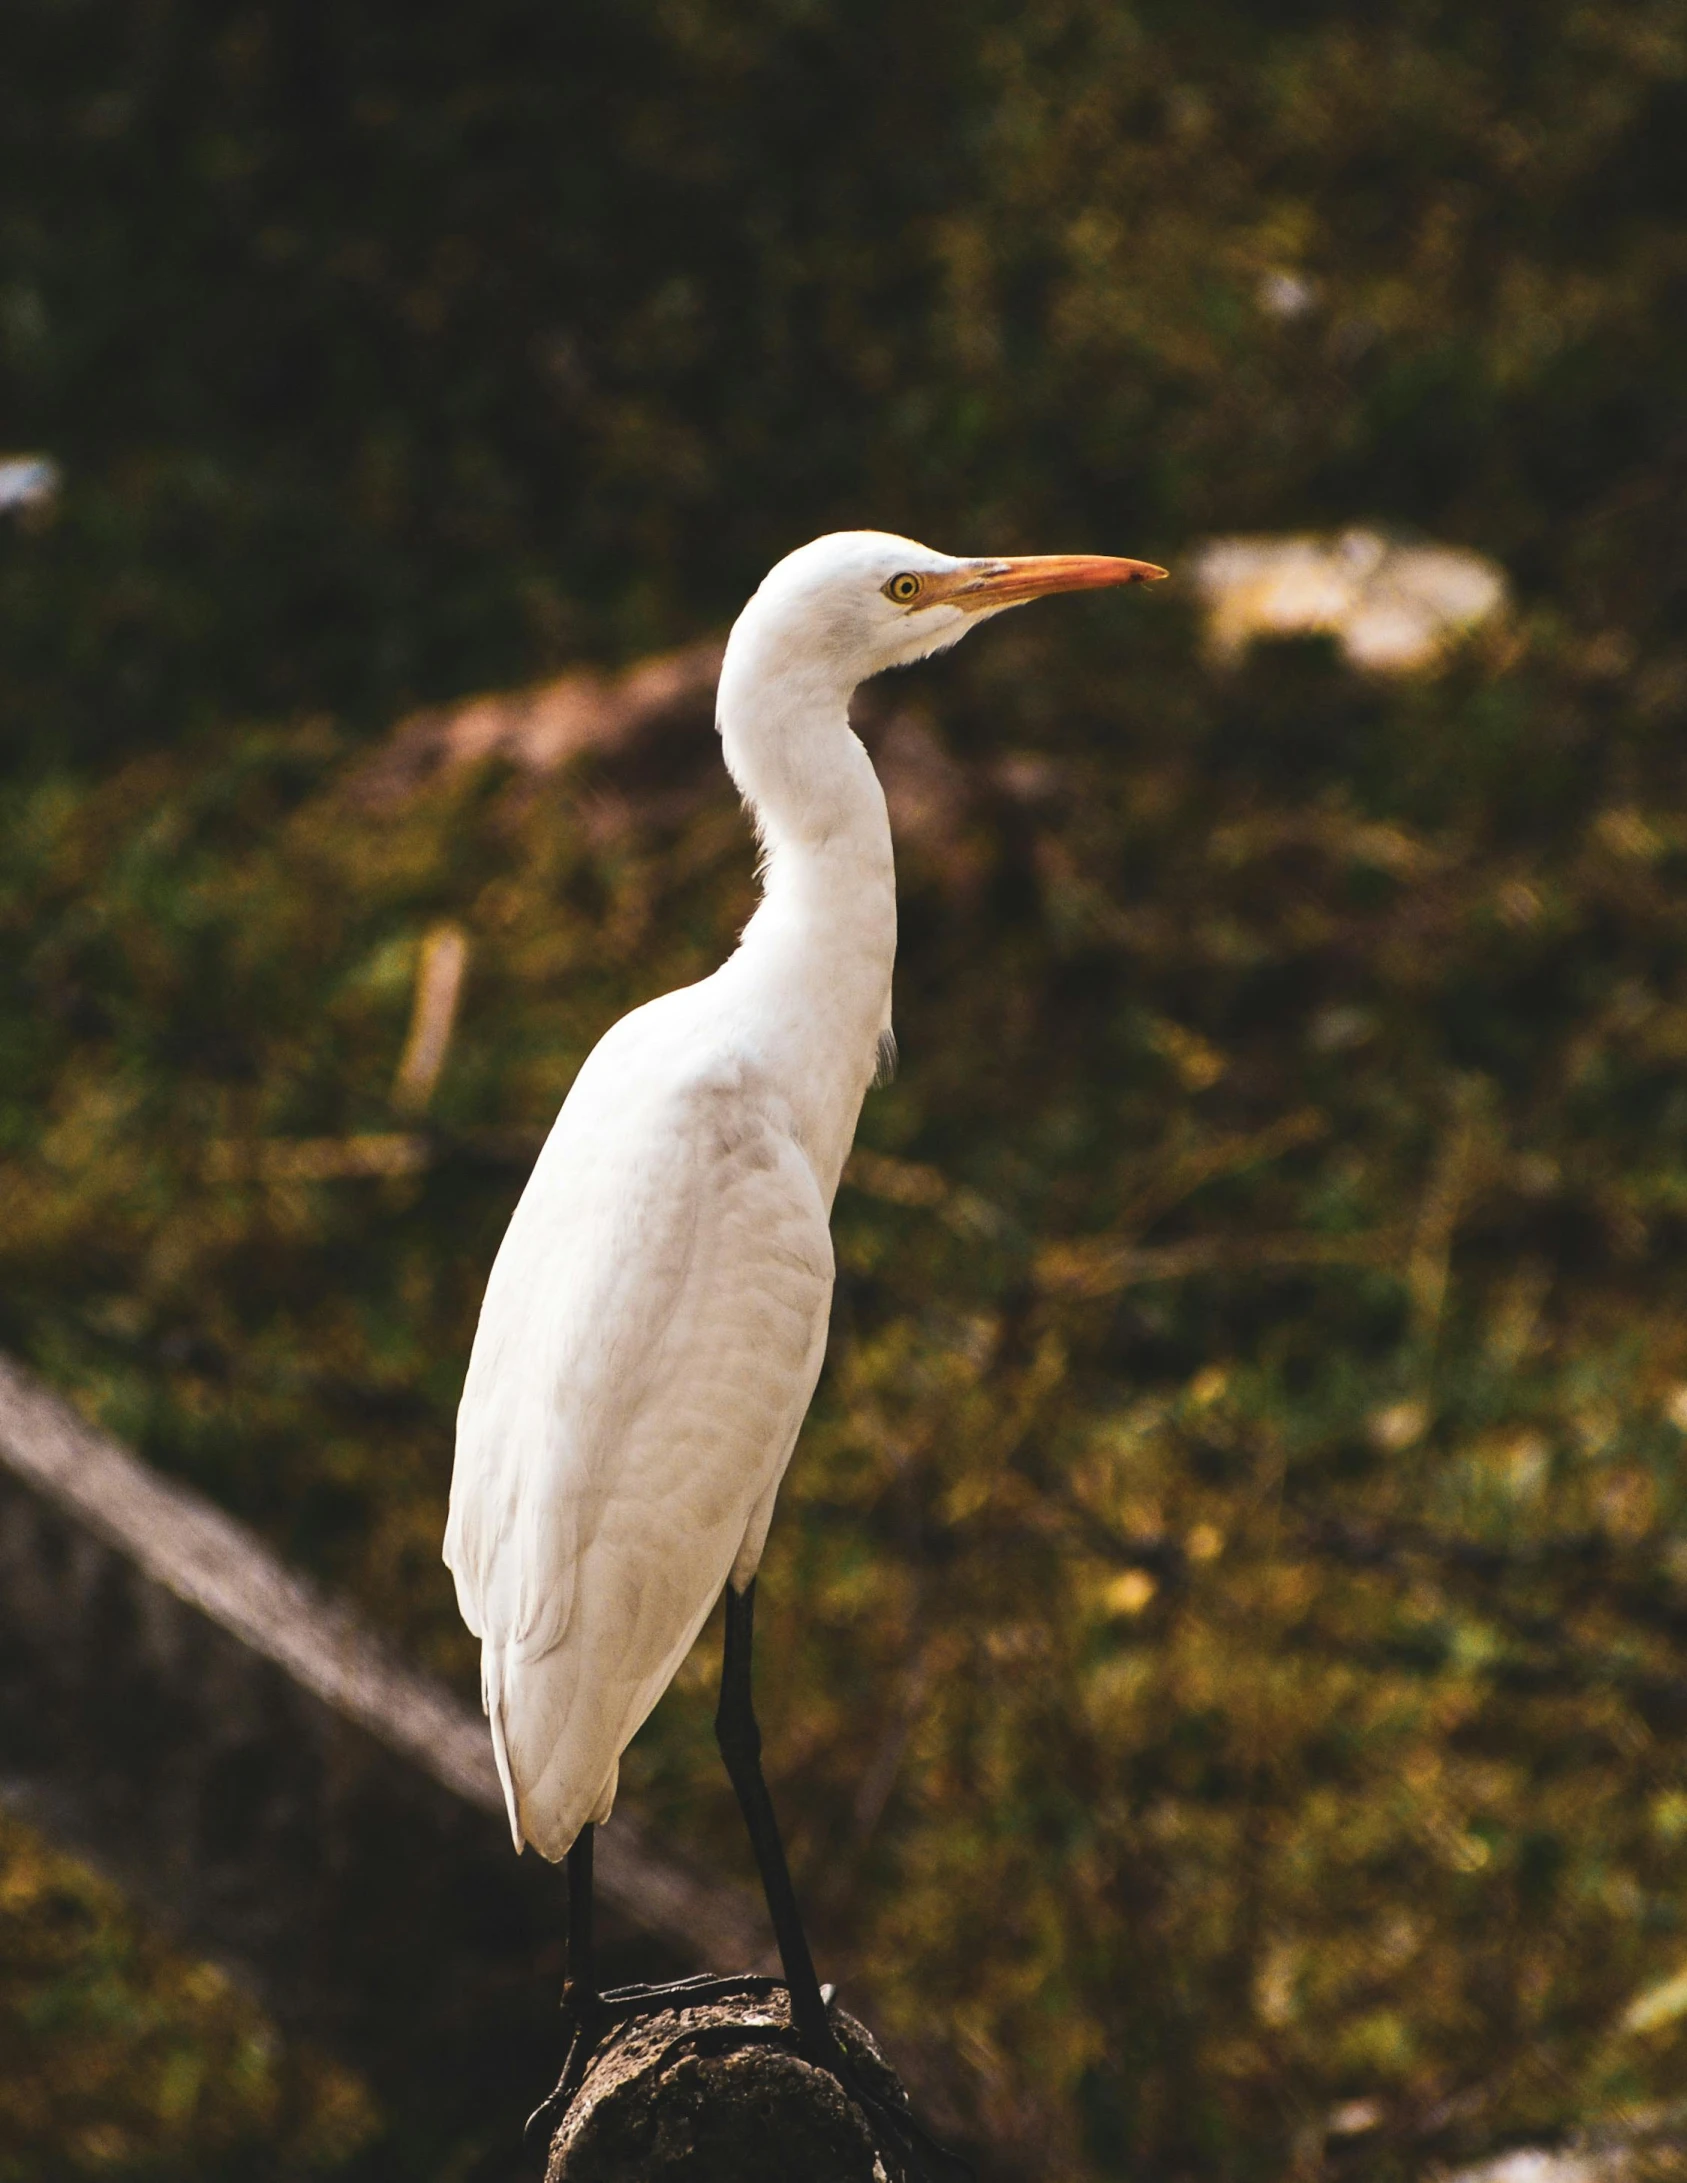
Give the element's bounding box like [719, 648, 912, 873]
[481, 1646, 526, 1854]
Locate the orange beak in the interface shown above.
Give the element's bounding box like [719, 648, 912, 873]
[947, 552, 1168, 612]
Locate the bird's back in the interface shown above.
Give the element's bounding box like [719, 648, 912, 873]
[445, 983, 835, 1857]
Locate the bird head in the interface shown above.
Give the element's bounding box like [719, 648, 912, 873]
[735, 529, 1167, 690]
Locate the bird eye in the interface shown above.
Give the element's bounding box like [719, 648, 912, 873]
[884, 572, 923, 604]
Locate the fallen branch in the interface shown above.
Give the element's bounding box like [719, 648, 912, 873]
[0, 1352, 763, 2152]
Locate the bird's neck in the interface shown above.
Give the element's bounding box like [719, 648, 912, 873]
[716, 644, 896, 1191]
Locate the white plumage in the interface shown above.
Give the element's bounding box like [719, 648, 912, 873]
[444, 530, 1163, 1861]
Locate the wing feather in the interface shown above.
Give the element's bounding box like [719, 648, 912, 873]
[445, 999, 832, 1858]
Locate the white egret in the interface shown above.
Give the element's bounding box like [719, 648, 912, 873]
[444, 530, 1164, 2168]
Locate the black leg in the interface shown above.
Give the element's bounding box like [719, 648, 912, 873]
[564, 1822, 596, 2012]
[525, 1783, 796, 2150]
[523, 1826, 605, 2146]
[715, 1580, 973, 2183]
[525, 1585, 972, 2176]
[714, 1578, 837, 2060]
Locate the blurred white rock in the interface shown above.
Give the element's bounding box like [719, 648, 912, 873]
[0, 454, 60, 514]
[1191, 526, 1507, 673]
[1451, 2150, 1632, 2183]
[1442, 2105, 1687, 2183]
[1257, 268, 1317, 320]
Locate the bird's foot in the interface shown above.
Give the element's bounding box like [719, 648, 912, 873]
[522, 1973, 789, 2150]
[525, 1973, 972, 2181]
[522, 1990, 604, 2149]
[801, 2006, 975, 2183]
[852, 2082, 973, 2183]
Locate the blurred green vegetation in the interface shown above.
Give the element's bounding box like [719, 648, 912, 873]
[0, 1811, 376, 2179]
[4, 0, 1687, 2178]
